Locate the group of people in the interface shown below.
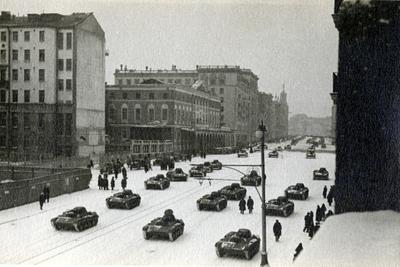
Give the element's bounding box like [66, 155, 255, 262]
[238, 196, 254, 214]
[98, 165, 128, 191]
[159, 157, 175, 171]
[39, 185, 50, 210]
[323, 185, 336, 206]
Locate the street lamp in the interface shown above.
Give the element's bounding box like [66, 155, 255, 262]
[255, 120, 269, 266]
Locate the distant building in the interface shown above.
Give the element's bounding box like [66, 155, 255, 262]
[0, 11, 106, 161]
[289, 114, 331, 137]
[105, 79, 231, 155]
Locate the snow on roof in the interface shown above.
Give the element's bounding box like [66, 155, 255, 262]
[294, 210, 400, 267]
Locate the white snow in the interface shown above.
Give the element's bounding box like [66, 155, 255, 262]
[2, 142, 395, 266]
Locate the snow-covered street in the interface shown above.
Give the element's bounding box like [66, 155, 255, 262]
[0, 145, 335, 266]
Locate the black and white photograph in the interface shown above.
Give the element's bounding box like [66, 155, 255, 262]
[0, 0, 399, 266]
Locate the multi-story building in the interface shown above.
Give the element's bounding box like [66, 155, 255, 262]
[106, 79, 230, 155]
[0, 11, 105, 161]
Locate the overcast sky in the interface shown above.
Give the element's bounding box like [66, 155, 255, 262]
[2, 0, 338, 117]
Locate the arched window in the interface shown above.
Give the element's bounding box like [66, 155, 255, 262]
[148, 104, 155, 122]
[134, 104, 141, 122]
[121, 104, 128, 123]
[161, 104, 168, 121]
[108, 104, 116, 122]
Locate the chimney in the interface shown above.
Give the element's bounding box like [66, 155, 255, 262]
[172, 65, 177, 71]
[145, 66, 148, 71]
[120, 64, 123, 71]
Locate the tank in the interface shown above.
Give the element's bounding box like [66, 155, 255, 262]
[106, 189, 141, 209]
[166, 168, 188, 181]
[277, 146, 283, 151]
[51, 206, 98, 232]
[211, 159, 222, 170]
[313, 167, 329, 180]
[237, 150, 248, 158]
[241, 170, 262, 186]
[197, 191, 227, 211]
[145, 174, 170, 190]
[265, 196, 294, 217]
[306, 150, 316, 159]
[142, 210, 184, 241]
[203, 162, 213, 173]
[268, 150, 279, 158]
[284, 144, 292, 150]
[284, 183, 309, 200]
[189, 165, 206, 177]
[215, 228, 260, 260]
[219, 183, 247, 200]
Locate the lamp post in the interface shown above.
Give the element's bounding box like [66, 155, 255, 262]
[255, 120, 269, 266]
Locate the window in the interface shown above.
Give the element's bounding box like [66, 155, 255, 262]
[0, 31, 5, 42]
[220, 88, 224, 94]
[39, 90, 45, 103]
[38, 113, 44, 128]
[0, 112, 6, 126]
[118, 79, 122, 85]
[1, 50, 6, 60]
[12, 49, 18, 61]
[134, 79, 140, 84]
[121, 105, 128, 121]
[24, 49, 30, 61]
[163, 93, 168, 99]
[24, 31, 30, 41]
[149, 93, 154, 99]
[110, 92, 115, 99]
[0, 90, 5, 103]
[66, 59, 72, 71]
[12, 90, 18, 102]
[126, 79, 131, 85]
[39, 69, 45, 82]
[57, 33, 63, 49]
[148, 105, 155, 121]
[0, 69, 5, 81]
[23, 113, 30, 128]
[135, 105, 141, 121]
[168, 79, 173, 83]
[185, 78, 191, 85]
[65, 113, 72, 136]
[12, 69, 18, 81]
[135, 93, 141, 99]
[162, 104, 168, 121]
[0, 135, 5, 147]
[175, 79, 181, 84]
[122, 92, 127, 99]
[56, 113, 64, 135]
[12, 31, 18, 42]
[58, 59, 64, 71]
[24, 69, 30, 81]
[66, 79, 72, 90]
[109, 105, 116, 121]
[24, 90, 30, 103]
[39, 49, 45, 62]
[66, 33, 72, 49]
[58, 79, 63, 91]
[12, 113, 18, 128]
[39, 30, 45, 42]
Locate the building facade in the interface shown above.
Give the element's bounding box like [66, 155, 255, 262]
[333, 0, 400, 212]
[106, 79, 231, 155]
[0, 11, 105, 161]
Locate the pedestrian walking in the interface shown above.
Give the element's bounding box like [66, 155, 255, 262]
[326, 210, 334, 218]
[303, 213, 309, 232]
[273, 220, 282, 241]
[114, 167, 119, 179]
[111, 177, 115, 190]
[316, 205, 322, 223]
[321, 203, 327, 220]
[121, 177, 127, 190]
[98, 175, 102, 190]
[322, 185, 327, 199]
[39, 192, 46, 210]
[327, 191, 333, 206]
[293, 243, 303, 261]
[105, 176, 109, 190]
[43, 185, 50, 203]
[247, 196, 254, 214]
[239, 198, 246, 214]
[122, 166, 127, 178]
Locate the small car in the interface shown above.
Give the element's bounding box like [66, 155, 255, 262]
[197, 191, 227, 211]
[313, 167, 329, 180]
[268, 150, 279, 158]
[306, 150, 316, 159]
[284, 144, 292, 150]
[321, 143, 327, 148]
[284, 183, 309, 200]
[215, 228, 260, 260]
[211, 159, 222, 170]
[253, 146, 261, 152]
[241, 170, 262, 186]
[237, 150, 248, 158]
[106, 189, 141, 209]
[166, 168, 188, 181]
[265, 196, 294, 217]
[145, 174, 170, 190]
[203, 162, 213, 173]
[277, 146, 283, 152]
[51, 206, 98, 232]
[219, 183, 247, 200]
[189, 165, 207, 177]
[142, 210, 184, 241]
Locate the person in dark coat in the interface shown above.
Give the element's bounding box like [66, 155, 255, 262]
[114, 167, 119, 179]
[247, 196, 254, 214]
[303, 213, 309, 232]
[122, 166, 127, 178]
[293, 243, 303, 261]
[239, 198, 246, 214]
[322, 185, 327, 199]
[321, 204, 327, 220]
[327, 191, 333, 206]
[105, 176, 109, 190]
[111, 177, 115, 190]
[43, 185, 50, 203]
[98, 175, 102, 189]
[121, 177, 127, 190]
[273, 220, 282, 241]
[39, 192, 46, 210]
[326, 210, 334, 218]
[316, 205, 322, 223]
[144, 163, 149, 173]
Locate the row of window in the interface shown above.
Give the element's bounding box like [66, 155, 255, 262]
[0, 89, 45, 103]
[0, 30, 72, 49]
[110, 91, 169, 100]
[117, 78, 194, 86]
[109, 104, 169, 123]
